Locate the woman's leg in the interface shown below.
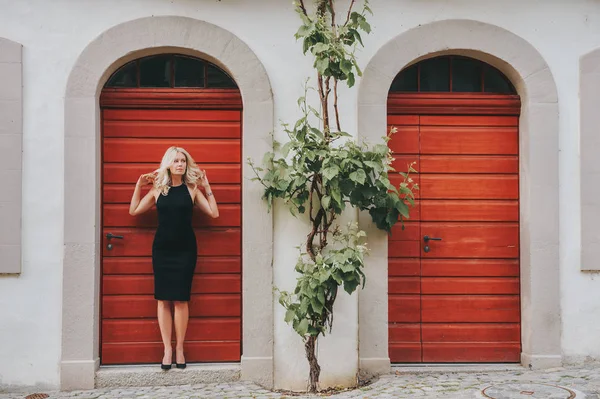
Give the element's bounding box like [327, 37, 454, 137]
[173, 301, 190, 364]
[157, 300, 173, 364]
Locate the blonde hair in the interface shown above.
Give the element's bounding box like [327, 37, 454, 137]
[154, 146, 203, 195]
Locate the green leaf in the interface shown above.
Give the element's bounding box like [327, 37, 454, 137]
[310, 127, 324, 139]
[340, 59, 353, 75]
[295, 24, 311, 38]
[312, 42, 330, 54]
[395, 200, 410, 218]
[343, 277, 360, 294]
[285, 309, 296, 323]
[359, 20, 371, 34]
[364, 160, 380, 170]
[352, 29, 364, 46]
[349, 169, 367, 185]
[296, 318, 309, 336]
[317, 289, 326, 305]
[331, 188, 342, 207]
[316, 57, 330, 74]
[311, 297, 323, 314]
[321, 195, 331, 209]
[347, 72, 356, 88]
[322, 165, 340, 181]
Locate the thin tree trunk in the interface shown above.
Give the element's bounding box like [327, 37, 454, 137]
[305, 335, 321, 393]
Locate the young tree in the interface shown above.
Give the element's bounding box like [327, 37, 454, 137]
[250, 0, 417, 393]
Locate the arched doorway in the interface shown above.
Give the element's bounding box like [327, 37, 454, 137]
[387, 56, 521, 363]
[99, 54, 242, 365]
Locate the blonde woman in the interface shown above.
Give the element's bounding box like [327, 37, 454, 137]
[129, 146, 219, 370]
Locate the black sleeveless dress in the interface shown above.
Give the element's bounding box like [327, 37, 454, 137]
[152, 184, 197, 301]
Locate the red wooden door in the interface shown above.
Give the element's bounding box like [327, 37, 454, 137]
[100, 89, 242, 364]
[388, 94, 521, 363]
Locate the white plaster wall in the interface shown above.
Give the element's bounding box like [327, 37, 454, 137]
[0, 0, 599, 389]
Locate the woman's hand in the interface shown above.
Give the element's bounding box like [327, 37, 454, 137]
[199, 170, 210, 190]
[130, 173, 157, 216]
[137, 172, 155, 187]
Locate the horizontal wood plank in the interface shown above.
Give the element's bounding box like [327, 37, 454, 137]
[104, 120, 241, 139]
[102, 318, 240, 342]
[100, 89, 242, 110]
[387, 94, 520, 117]
[391, 155, 420, 174]
[389, 295, 420, 323]
[419, 175, 518, 200]
[102, 294, 241, 318]
[104, 138, 241, 163]
[420, 200, 519, 222]
[389, 277, 421, 294]
[103, 109, 241, 122]
[420, 155, 518, 174]
[389, 258, 420, 276]
[103, 257, 241, 275]
[420, 127, 518, 155]
[421, 277, 520, 295]
[422, 343, 520, 362]
[389, 323, 421, 342]
[102, 228, 241, 257]
[386, 115, 419, 126]
[421, 259, 519, 277]
[104, 184, 240, 204]
[102, 274, 241, 295]
[104, 164, 240, 184]
[389, 343, 422, 363]
[420, 223, 519, 259]
[388, 126, 419, 154]
[389, 222, 420, 241]
[102, 341, 240, 364]
[421, 323, 520, 342]
[421, 295, 520, 323]
[420, 115, 519, 127]
[388, 241, 421, 258]
[103, 204, 241, 228]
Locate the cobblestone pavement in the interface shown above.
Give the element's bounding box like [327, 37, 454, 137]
[2, 365, 599, 399]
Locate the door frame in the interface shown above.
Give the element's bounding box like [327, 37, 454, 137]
[63, 16, 274, 390]
[357, 19, 561, 378]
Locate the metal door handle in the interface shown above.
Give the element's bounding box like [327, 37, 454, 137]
[423, 235, 442, 243]
[106, 233, 124, 240]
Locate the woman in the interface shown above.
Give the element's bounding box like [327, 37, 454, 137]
[129, 146, 219, 370]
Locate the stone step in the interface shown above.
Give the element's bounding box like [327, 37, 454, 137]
[95, 363, 240, 388]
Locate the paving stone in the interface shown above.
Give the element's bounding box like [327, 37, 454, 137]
[1, 365, 599, 399]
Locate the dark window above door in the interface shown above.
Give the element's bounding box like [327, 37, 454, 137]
[390, 56, 516, 94]
[105, 54, 237, 89]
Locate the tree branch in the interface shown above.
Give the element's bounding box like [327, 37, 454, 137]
[328, 0, 336, 32]
[297, 0, 308, 16]
[344, 0, 356, 25]
[317, 74, 330, 139]
[333, 79, 341, 132]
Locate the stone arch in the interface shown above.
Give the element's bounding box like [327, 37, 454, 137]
[62, 16, 274, 390]
[357, 19, 560, 377]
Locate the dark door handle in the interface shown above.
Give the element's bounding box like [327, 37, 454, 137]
[106, 233, 124, 240]
[423, 235, 442, 243]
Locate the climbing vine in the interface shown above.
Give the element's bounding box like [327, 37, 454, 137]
[249, 0, 417, 393]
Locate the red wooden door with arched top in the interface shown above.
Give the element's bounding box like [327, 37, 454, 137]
[100, 54, 242, 365]
[387, 56, 522, 363]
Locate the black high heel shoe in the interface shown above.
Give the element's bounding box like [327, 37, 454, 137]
[161, 363, 172, 370]
[175, 353, 186, 369]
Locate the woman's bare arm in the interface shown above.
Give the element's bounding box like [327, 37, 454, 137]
[129, 174, 157, 216]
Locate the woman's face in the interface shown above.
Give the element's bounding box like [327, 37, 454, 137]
[169, 152, 187, 176]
